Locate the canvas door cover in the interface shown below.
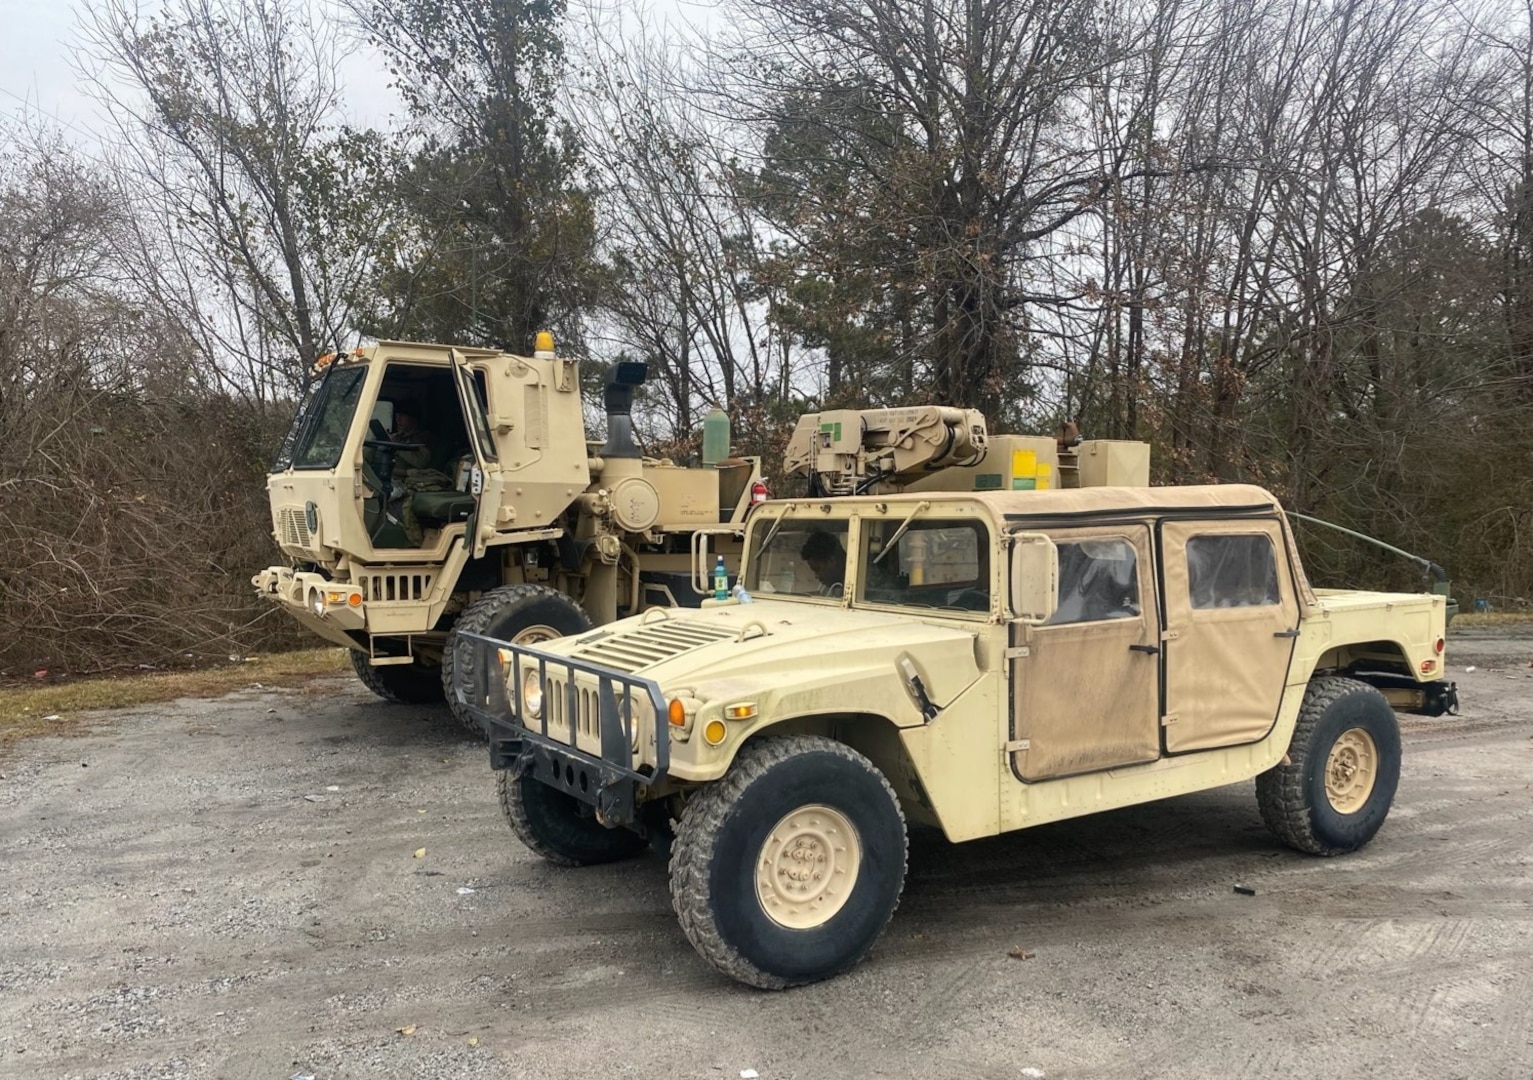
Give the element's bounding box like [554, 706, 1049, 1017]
[1011, 525, 1160, 781]
[1160, 518, 1299, 753]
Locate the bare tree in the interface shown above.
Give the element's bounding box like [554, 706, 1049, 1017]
[82, 0, 386, 402]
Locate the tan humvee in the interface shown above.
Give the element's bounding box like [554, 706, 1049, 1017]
[456, 483, 1456, 988]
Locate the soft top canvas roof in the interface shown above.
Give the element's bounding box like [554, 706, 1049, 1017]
[771, 483, 1284, 519]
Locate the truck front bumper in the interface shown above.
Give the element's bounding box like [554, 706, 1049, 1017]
[252, 566, 367, 635]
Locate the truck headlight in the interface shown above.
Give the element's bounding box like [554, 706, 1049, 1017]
[310, 592, 326, 617]
[521, 670, 544, 719]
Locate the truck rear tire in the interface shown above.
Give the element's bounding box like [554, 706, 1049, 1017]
[1256, 676, 1402, 855]
[498, 770, 647, 866]
[669, 736, 907, 989]
[349, 649, 444, 704]
[443, 584, 592, 736]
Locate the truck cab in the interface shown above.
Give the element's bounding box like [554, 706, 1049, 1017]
[461, 484, 1454, 989]
[255, 338, 763, 723]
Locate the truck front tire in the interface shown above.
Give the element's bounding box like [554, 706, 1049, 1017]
[442, 584, 592, 735]
[1256, 676, 1402, 855]
[498, 771, 647, 866]
[349, 649, 444, 704]
[669, 736, 908, 989]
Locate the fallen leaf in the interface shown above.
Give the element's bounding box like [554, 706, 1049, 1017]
[396, 1024, 417, 1036]
[468, 1037, 479, 1047]
[1007, 947, 1036, 960]
[413, 848, 426, 859]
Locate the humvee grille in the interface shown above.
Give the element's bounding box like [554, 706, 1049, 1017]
[571, 619, 737, 672]
[278, 507, 311, 547]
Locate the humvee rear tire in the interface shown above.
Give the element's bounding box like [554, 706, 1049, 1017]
[349, 649, 444, 704]
[443, 584, 592, 735]
[1256, 676, 1402, 856]
[669, 736, 907, 989]
[498, 770, 647, 866]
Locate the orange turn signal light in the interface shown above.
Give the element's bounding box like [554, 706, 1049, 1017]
[348, 593, 363, 607]
[668, 698, 687, 726]
[1420, 659, 1437, 674]
[702, 719, 728, 745]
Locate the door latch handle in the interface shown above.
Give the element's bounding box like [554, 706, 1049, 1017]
[1274, 628, 1300, 639]
[1129, 643, 1160, 655]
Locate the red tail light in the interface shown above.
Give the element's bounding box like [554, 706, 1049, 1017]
[750, 480, 770, 505]
[1435, 637, 1445, 654]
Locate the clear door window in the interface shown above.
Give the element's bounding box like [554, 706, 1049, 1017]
[1186, 535, 1280, 608]
[1046, 539, 1140, 625]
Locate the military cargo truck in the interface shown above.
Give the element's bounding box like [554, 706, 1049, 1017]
[253, 336, 767, 729]
[457, 482, 1456, 988]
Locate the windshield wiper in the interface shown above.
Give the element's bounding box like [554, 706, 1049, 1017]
[874, 500, 930, 565]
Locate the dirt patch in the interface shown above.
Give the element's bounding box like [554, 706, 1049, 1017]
[0, 649, 349, 751]
[0, 656, 1530, 1079]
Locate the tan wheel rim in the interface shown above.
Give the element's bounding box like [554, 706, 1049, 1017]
[512, 624, 561, 645]
[1324, 727, 1379, 814]
[755, 804, 862, 930]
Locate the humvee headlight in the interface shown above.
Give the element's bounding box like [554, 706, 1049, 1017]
[522, 670, 544, 719]
[702, 719, 728, 746]
[310, 592, 326, 617]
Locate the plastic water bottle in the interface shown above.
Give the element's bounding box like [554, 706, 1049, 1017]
[713, 555, 729, 601]
[732, 583, 753, 604]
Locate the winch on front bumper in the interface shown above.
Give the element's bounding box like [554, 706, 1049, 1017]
[453, 631, 671, 828]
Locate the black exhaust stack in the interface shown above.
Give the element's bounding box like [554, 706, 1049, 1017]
[599, 361, 648, 460]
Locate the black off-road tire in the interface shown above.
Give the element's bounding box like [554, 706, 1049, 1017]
[669, 735, 907, 989]
[349, 648, 444, 704]
[1256, 676, 1402, 856]
[498, 770, 647, 866]
[442, 584, 592, 736]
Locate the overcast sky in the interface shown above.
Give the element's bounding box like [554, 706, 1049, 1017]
[0, 0, 404, 143]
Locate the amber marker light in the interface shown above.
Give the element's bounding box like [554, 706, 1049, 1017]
[348, 593, 363, 607]
[668, 698, 687, 726]
[702, 719, 728, 745]
[724, 703, 758, 720]
[1420, 659, 1437, 674]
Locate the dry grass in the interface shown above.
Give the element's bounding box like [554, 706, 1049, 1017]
[1451, 611, 1533, 628]
[0, 648, 351, 750]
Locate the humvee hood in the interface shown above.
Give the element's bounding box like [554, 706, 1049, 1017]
[558, 601, 983, 708]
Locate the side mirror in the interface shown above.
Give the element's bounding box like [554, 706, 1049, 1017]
[1010, 532, 1059, 624]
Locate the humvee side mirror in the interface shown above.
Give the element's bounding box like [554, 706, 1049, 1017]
[1010, 532, 1059, 623]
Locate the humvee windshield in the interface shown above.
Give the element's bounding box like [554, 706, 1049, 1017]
[746, 518, 849, 597]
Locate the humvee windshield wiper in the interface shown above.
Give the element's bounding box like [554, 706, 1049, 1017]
[875, 500, 930, 564]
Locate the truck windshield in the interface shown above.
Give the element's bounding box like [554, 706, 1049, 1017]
[276, 366, 367, 471]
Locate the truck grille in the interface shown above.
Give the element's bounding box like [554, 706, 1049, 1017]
[571, 619, 737, 673]
[277, 507, 311, 547]
[356, 571, 433, 602]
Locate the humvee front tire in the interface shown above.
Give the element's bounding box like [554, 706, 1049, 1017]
[443, 584, 592, 735]
[349, 649, 444, 704]
[1256, 676, 1402, 855]
[669, 736, 907, 989]
[498, 771, 646, 866]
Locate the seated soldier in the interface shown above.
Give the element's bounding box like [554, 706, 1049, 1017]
[800, 531, 847, 595]
[389, 400, 434, 471]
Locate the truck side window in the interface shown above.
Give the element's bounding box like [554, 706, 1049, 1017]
[1186, 534, 1280, 608]
[1046, 539, 1140, 625]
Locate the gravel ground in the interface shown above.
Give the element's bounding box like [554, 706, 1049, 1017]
[1, 644, 1530, 1080]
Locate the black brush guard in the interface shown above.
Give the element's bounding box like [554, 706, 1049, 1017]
[453, 630, 670, 828]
